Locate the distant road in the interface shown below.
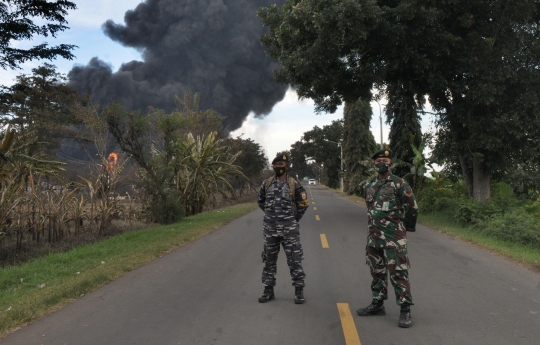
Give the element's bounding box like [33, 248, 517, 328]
[3, 185, 540, 345]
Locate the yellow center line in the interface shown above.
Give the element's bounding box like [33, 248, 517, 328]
[337, 303, 362, 345]
[320, 234, 329, 248]
[313, 207, 317, 211]
[315, 215, 320, 221]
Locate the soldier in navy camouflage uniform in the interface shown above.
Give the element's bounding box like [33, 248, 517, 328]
[257, 153, 309, 304]
[356, 149, 418, 328]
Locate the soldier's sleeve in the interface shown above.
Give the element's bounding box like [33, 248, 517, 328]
[400, 181, 418, 232]
[294, 181, 309, 221]
[257, 180, 267, 211]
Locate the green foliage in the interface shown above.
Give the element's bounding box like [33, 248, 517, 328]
[0, 63, 80, 156]
[222, 136, 267, 190]
[419, 178, 540, 247]
[148, 192, 184, 224]
[477, 210, 540, 248]
[0, 0, 77, 70]
[259, 0, 540, 202]
[175, 132, 248, 216]
[106, 95, 248, 221]
[289, 120, 343, 188]
[385, 90, 422, 178]
[342, 97, 376, 195]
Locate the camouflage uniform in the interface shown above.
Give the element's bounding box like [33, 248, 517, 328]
[364, 173, 418, 306]
[258, 176, 309, 287]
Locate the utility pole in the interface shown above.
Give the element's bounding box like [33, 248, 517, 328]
[375, 100, 384, 149]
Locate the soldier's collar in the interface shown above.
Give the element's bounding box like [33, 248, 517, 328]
[376, 173, 394, 183]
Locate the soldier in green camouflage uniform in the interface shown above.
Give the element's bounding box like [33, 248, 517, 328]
[257, 153, 309, 304]
[356, 149, 418, 328]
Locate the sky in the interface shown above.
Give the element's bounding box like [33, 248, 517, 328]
[1, 0, 436, 162]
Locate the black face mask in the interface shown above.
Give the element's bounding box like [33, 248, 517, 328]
[375, 162, 390, 174]
[274, 167, 286, 177]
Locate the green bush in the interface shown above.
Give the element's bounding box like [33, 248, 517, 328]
[452, 198, 482, 225]
[148, 193, 184, 224]
[523, 201, 540, 220]
[476, 209, 540, 247]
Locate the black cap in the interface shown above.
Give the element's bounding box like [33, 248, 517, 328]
[272, 153, 290, 165]
[371, 149, 392, 160]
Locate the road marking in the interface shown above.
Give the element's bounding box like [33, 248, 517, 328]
[320, 234, 329, 248]
[315, 215, 320, 221]
[337, 303, 362, 345]
[313, 207, 317, 211]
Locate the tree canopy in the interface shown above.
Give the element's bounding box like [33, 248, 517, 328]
[343, 97, 376, 194]
[259, 0, 540, 201]
[0, 0, 77, 70]
[290, 120, 343, 188]
[0, 63, 80, 156]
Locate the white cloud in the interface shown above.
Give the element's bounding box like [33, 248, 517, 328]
[67, 1, 144, 29]
[232, 88, 345, 159]
[232, 88, 438, 161]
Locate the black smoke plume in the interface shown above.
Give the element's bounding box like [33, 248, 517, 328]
[68, 0, 287, 130]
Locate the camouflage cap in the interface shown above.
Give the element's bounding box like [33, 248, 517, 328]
[272, 153, 290, 164]
[371, 149, 392, 160]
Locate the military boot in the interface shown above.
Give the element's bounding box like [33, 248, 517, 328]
[356, 299, 386, 316]
[294, 286, 305, 304]
[398, 305, 412, 328]
[258, 286, 275, 303]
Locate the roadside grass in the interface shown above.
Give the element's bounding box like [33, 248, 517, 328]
[321, 185, 540, 271]
[418, 213, 540, 271]
[0, 202, 258, 339]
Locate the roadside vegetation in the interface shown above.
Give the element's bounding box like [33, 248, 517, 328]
[324, 182, 540, 271]
[0, 64, 268, 267]
[0, 202, 257, 339]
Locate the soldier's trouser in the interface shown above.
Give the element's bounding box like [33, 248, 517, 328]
[262, 233, 305, 287]
[366, 245, 413, 306]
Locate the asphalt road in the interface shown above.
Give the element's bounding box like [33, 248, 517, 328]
[2, 184, 540, 345]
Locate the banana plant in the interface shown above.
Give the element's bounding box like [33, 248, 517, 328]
[392, 136, 443, 191]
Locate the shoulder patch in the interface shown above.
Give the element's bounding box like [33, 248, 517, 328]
[404, 185, 413, 197]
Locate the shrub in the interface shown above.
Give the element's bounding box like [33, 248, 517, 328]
[452, 198, 482, 225]
[147, 192, 184, 224]
[476, 209, 540, 247]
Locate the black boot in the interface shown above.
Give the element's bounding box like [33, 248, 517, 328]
[356, 299, 386, 316]
[294, 286, 305, 304]
[258, 286, 275, 303]
[398, 305, 412, 328]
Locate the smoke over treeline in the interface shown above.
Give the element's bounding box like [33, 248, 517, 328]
[68, 0, 287, 130]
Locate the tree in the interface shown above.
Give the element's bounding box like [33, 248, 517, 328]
[0, 0, 77, 70]
[0, 63, 80, 156]
[105, 93, 246, 221]
[259, 0, 540, 202]
[222, 136, 267, 193]
[385, 87, 422, 178]
[290, 120, 343, 188]
[342, 97, 376, 194]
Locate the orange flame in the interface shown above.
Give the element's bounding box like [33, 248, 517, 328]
[107, 153, 118, 170]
